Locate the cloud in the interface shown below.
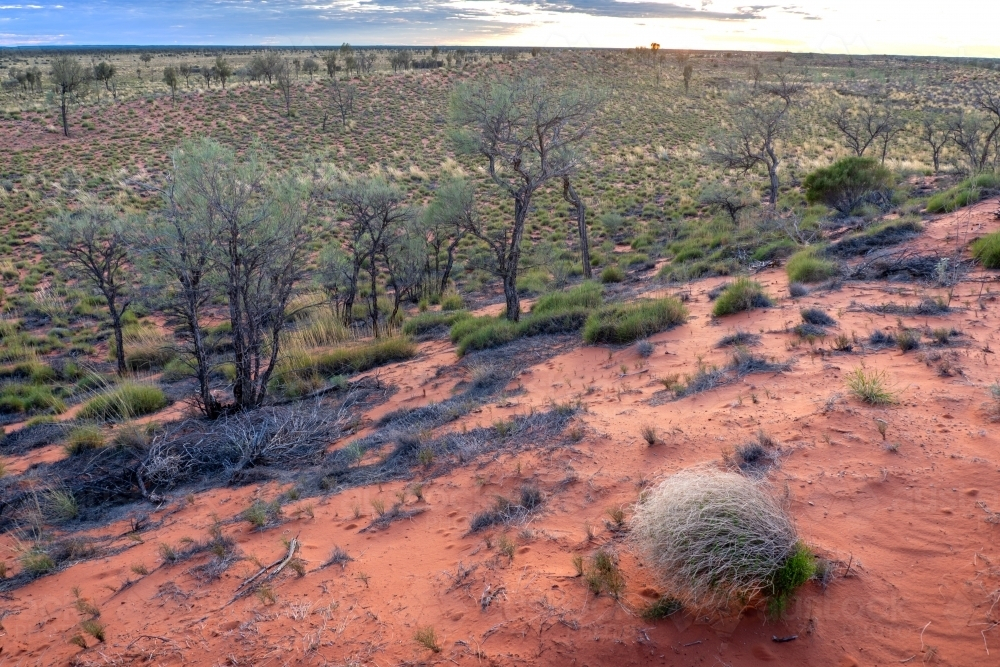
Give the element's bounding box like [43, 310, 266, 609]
[540, 0, 768, 19]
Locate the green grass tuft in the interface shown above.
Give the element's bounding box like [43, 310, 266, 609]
[711, 278, 773, 317]
[972, 231, 1000, 269]
[786, 247, 837, 283]
[582, 298, 687, 345]
[79, 383, 168, 421]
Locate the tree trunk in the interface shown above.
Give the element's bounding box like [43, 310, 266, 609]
[563, 177, 591, 279]
[440, 241, 458, 295]
[110, 309, 126, 376]
[368, 258, 379, 338]
[60, 88, 69, 137]
[503, 271, 520, 323]
[502, 196, 529, 322]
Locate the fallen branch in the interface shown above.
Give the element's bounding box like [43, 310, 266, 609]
[227, 536, 298, 605]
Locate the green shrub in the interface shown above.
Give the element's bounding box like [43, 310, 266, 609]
[845, 366, 895, 405]
[0, 383, 66, 415]
[600, 266, 624, 283]
[767, 542, 816, 616]
[583, 298, 688, 345]
[972, 231, 1000, 269]
[531, 282, 603, 315]
[803, 156, 893, 215]
[79, 383, 168, 421]
[786, 247, 837, 283]
[402, 310, 471, 336]
[440, 293, 464, 311]
[926, 173, 999, 213]
[65, 425, 104, 455]
[712, 278, 773, 317]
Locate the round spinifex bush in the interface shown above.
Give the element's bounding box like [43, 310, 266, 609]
[631, 469, 811, 615]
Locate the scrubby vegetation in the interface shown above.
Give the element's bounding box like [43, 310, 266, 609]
[786, 247, 837, 283]
[631, 469, 813, 615]
[582, 297, 687, 344]
[78, 383, 167, 421]
[972, 231, 1000, 269]
[712, 279, 772, 317]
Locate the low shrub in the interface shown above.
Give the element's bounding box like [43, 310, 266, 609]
[78, 383, 168, 421]
[583, 298, 688, 345]
[926, 173, 999, 213]
[972, 231, 1000, 269]
[800, 308, 835, 326]
[402, 310, 471, 336]
[65, 425, 104, 455]
[631, 469, 811, 615]
[600, 266, 624, 283]
[786, 247, 837, 283]
[440, 292, 464, 311]
[803, 156, 893, 215]
[712, 278, 772, 317]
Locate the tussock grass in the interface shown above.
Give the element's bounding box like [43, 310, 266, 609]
[0, 383, 66, 415]
[631, 469, 812, 615]
[582, 297, 687, 345]
[116, 326, 175, 372]
[78, 382, 168, 421]
[711, 278, 773, 317]
[972, 231, 1000, 269]
[270, 336, 416, 396]
[786, 247, 837, 283]
[403, 310, 470, 336]
[846, 366, 895, 405]
[65, 425, 104, 455]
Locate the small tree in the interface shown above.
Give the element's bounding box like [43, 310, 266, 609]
[47, 203, 132, 375]
[803, 156, 893, 216]
[275, 60, 293, 116]
[292, 58, 301, 79]
[334, 175, 410, 336]
[330, 76, 355, 128]
[706, 75, 800, 206]
[163, 66, 179, 101]
[698, 183, 758, 226]
[201, 65, 213, 89]
[303, 58, 319, 80]
[562, 176, 591, 279]
[920, 111, 950, 174]
[323, 52, 338, 78]
[50, 55, 88, 137]
[421, 178, 472, 294]
[450, 74, 601, 321]
[683, 63, 693, 94]
[93, 61, 115, 91]
[215, 55, 232, 89]
[179, 63, 192, 87]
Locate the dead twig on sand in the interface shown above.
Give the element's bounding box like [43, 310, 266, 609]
[227, 536, 298, 605]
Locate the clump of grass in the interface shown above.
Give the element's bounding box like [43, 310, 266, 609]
[896, 328, 920, 352]
[641, 596, 683, 620]
[43, 489, 79, 521]
[414, 626, 441, 652]
[788, 282, 809, 298]
[119, 327, 175, 372]
[0, 383, 66, 415]
[635, 340, 654, 357]
[402, 310, 470, 336]
[583, 549, 625, 598]
[600, 266, 624, 283]
[971, 231, 1000, 269]
[846, 366, 895, 405]
[631, 469, 810, 615]
[766, 542, 816, 616]
[582, 297, 687, 344]
[800, 308, 835, 327]
[469, 485, 543, 533]
[20, 548, 56, 576]
[80, 619, 105, 642]
[640, 424, 658, 446]
[531, 282, 603, 315]
[440, 292, 464, 311]
[786, 247, 837, 283]
[64, 425, 104, 455]
[712, 278, 772, 317]
[270, 337, 416, 394]
[717, 330, 760, 348]
[241, 499, 283, 529]
[79, 382, 167, 421]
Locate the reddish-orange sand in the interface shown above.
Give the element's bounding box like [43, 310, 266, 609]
[2, 201, 1000, 665]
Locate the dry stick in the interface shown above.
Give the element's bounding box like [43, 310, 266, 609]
[920, 621, 931, 653]
[228, 536, 299, 604]
[125, 635, 175, 650]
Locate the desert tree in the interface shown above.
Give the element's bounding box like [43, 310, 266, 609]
[706, 74, 800, 206]
[450, 74, 602, 321]
[275, 60, 294, 116]
[215, 55, 232, 89]
[323, 52, 338, 78]
[920, 110, 951, 174]
[50, 55, 89, 137]
[830, 93, 903, 164]
[93, 61, 115, 91]
[698, 183, 758, 226]
[179, 62, 193, 87]
[139, 138, 313, 413]
[421, 178, 472, 294]
[163, 66, 179, 101]
[303, 57, 319, 80]
[949, 109, 996, 174]
[139, 53, 152, 67]
[201, 65, 213, 89]
[47, 201, 133, 375]
[317, 243, 356, 323]
[334, 175, 410, 335]
[292, 58, 301, 79]
[329, 76, 355, 128]
[382, 223, 427, 323]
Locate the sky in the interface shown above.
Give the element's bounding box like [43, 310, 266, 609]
[1, 0, 998, 57]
